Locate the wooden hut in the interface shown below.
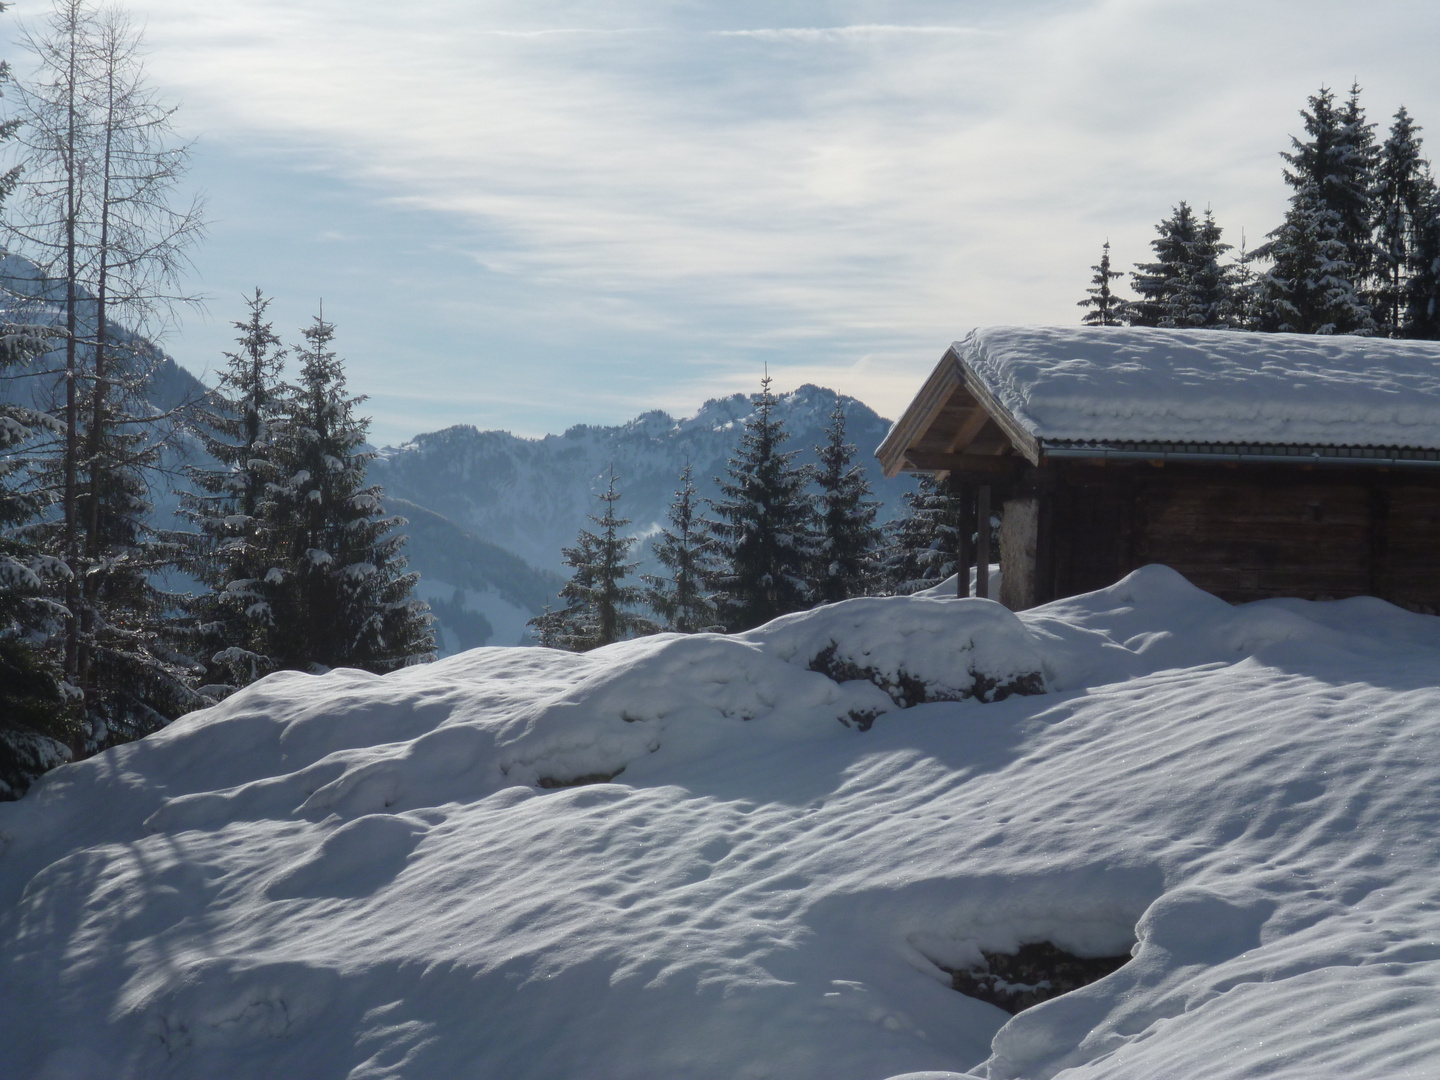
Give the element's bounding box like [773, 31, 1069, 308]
[877, 326, 1440, 611]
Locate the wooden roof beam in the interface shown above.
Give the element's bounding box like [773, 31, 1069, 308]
[900, 451, 1023, 478]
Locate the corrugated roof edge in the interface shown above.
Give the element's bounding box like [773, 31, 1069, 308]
[1042, 441, 1440, 468]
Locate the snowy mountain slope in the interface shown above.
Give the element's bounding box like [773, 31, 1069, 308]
[370, 385, 917, 576]
[3, 565, 1440, 1079]
[387, 497, 563, 651]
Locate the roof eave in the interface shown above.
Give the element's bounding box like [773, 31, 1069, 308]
[876, 343, 1042, 476]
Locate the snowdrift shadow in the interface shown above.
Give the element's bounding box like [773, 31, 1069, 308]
[265, 814, 427, 900]
[646, 693, 1038, 809]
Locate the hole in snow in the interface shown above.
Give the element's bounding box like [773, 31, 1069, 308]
[933, 940, 1133, 1014]
[536, 768, 626, 789]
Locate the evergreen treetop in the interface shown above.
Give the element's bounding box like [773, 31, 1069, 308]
[878, 473, 959, 595]
[705, 374, 816, 632]
[262, 311, 433, 673]
[1165, 208, 1237, 329]
[1373, 108, 1438, 338]
[180, 289, 289, 689]
[644, 461, 717, 633]
[1127, 202, 1198, 327]
[812, 401, 880, 604]
[534, 468, 655, 650]
[1274, 84, 1378, 315]
[1078, 240, 1125, 326]
[1254, 180, 1375, 335]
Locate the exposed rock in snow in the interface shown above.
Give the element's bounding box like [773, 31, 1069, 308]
[3, 565, 1440, 1079]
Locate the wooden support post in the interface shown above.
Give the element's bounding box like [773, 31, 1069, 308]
[956, 483, 975, 597]
[1035, 489, 1056, 605]
[1368, 480, 1390, 599]
[976, 485, 992, 599]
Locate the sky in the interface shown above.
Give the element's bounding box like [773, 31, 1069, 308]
[4, 0, 1440, 446]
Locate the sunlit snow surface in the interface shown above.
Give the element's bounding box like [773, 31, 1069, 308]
[3, 565, 1440, 1080]
[960, 326, 1440, 449]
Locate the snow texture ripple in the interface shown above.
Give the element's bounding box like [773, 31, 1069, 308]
[2, 565, 1440, 1079]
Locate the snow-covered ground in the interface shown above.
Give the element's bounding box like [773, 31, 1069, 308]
[3, 565, 1439, 1080]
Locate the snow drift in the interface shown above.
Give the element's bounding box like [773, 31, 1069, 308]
[3, 565, 1440, 1079]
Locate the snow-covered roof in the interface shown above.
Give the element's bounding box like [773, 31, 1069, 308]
[956, 325, 1440, 454]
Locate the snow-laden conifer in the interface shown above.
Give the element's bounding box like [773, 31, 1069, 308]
[811, 401, 880, 604]
[8, 0, 204, 711]
[180, 289, 287, 690]
[1404, 184, 1440, 339]
[1372, 107, 1440, 339]
[1264, 85, 1377, 330]
[1374, 107, 1426, 336]
[533, 469, 655, 649]
[1126, 202, 1198, 327]
[705, 375, 816, 631]
[0, 312, 73, 799]
[1333, 84, 1382, 288]
[262, 312, 433, 672]
[1254, 181, 1375, 335]
[0, 14, 75, 796]
[23, 327, 205, 747]
[1077, 240, 1125, 326]
[878, 474, 959, 595]
[1165, 209, 1238, 329]
[643, 462, 716, 633]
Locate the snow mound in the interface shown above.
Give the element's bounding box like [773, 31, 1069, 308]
[4, 564, 1440, 1079]
[746, 593, 1044, 709]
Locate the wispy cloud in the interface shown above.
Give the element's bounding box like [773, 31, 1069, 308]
[15, 0, 1438, 443]
[714, 25, 998, 42]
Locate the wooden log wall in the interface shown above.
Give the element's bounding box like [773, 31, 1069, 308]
[1041, 461, 1440, 612]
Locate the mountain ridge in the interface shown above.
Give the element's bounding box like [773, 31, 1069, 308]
[371, 382, 915, 580]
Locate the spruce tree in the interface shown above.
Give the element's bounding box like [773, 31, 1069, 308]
[1127, 202, 1198, 326]
[1266, 85, 1377, 325]
[1404, 181, 1440, 339]
[878, 474, 959, 595]
[180, 289, 287, 689]
[263, 312, 433, 672]
[1165, 208, 1237, 328]
[1372, 108, 1440, 339]
[1334, 84, 1381, 289]
[1078, 240, 1125, 326]
[705, 374, 816, 631]
[1230, 231, 1266, 332]
[527, 532, 597, 651]
[0, 9, 73, 796]
[532, 469, 654, 650]
[0, 319, 72, 798]
[811, 401, 880, 604]
[1374, 108, 1425, 336]
[1254, 181, 1375, 335]
[644, 462, 717, 632]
